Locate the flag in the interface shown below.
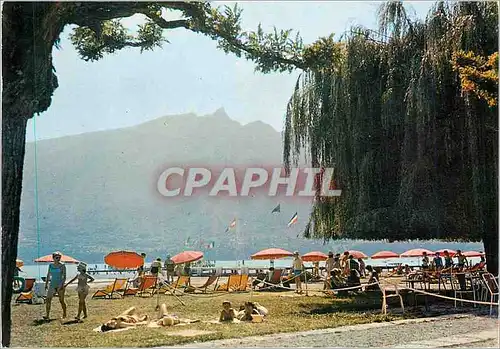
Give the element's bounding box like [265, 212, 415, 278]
[271, 204, 280, 213]
[287, 212, 298, 227]
[225, 218, 237, 232]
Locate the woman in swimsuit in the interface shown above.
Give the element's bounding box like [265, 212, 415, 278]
[44, 251, 67, 320]
[65, 262, 94, 320]
[101, 307, 149, 332]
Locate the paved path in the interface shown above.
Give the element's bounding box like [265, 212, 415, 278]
[171, 313, 499, 348]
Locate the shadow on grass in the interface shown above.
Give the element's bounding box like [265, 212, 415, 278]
[32, 318, 56, 326]
[62, 319, 83, 325]
[295, 292, 408, 315]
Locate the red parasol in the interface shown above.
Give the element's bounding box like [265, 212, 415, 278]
[371, 251, 399, 259]
[400, 248, 434, 257]
[346, 250, 368, 259]
[34, 253, 79, 264]
[462, 251, 485, 258]
[105, 251, 144, 269]
[171, 251, 203, 264]
[434, 249, 456, 256]
[251, 248, 294, 260]
[302, 251, 328, 262]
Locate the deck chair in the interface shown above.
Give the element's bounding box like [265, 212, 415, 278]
[257, 269, 283, 291]
[15, 278, 37, 303]
[123, 276, 157, 297]
[216, 275, 241, 291]
[162, 275, 190, 295]
[187, 275, 219, 293]
[378, 278, 404, 315]
[238, 274, 249, 291]
[92, 278, 128, 299]
[481, 273, 499, 316]
[451, 273, 477, 308]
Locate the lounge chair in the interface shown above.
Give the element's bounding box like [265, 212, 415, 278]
[481, 273, 498, 316]
[256, 269, 283, 291]
[186, 275, 219, 293]
[92, 278, 128, 299]
[238, 274, 249, 291]
[15, 278, 37, 303]
[123, 276, 157, 297]
[216, 274, 241, 291]
[378, 279, 404, 315]
[160, 275, 190, 295]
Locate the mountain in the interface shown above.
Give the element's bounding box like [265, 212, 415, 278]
[18, 110, 482, 263]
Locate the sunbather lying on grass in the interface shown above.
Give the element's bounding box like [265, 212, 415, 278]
[156, 303, 200, 326]
[100, 307, 149, 332]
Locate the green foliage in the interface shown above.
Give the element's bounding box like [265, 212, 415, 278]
[70, 20, 135, 61]
[283, 2, 498, 243]
[66, 2, 308, 72]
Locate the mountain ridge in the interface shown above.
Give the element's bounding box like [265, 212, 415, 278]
[19, 109, 482, 263]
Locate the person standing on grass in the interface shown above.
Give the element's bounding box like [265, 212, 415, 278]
[150, 257, 162, 276]
[421, 252, 430, 270]
[341, 251, 350, 275]
[433, 252, 443, 270]
[65, 262, 94, 320]
[455, 250, 468, 270]
[443, 250, 454, 270]
[333, 254, 341, 269]
[325, 252, 335, 276]
[164, 255, 175, 283]
[44, 251, 67, 320]
[292, 251, 304, 294]
[358, 258, 366, 277]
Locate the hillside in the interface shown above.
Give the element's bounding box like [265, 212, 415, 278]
[18, 109, 482, 263]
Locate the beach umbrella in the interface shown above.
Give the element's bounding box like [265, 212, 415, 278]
[400, 248, 434, 257]
[346, 250, 368, 259]
[34, 253, 79, 264]
[302, 251, 328, 262]
[371, 251, 399, 259]
[462, 251, 484, 258]
[434, 249, 456, 256]
[171, 251, 203, 264]
[16, 259, 24, 268]
[105, 251, 143, 269]
[251, 248, 294, 260]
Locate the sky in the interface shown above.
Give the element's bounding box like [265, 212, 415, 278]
[27, 1, 435, 142]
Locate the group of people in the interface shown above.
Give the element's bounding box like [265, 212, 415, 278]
[100, 303, 201, 332]
[43, 251, 95, 320]
[292, 251, 372, 294]
[421, 250, 486, 272]
[219, 300, 268, 322]
[321, 251, 380, 292]
[132, 254, 191, 287]
[99, 299, 270, 332]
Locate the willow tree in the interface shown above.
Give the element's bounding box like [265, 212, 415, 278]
[284, 2, 498, 273]
[2, 2, 316, 345]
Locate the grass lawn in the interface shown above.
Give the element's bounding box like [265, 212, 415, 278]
[11, 289, 414, 347]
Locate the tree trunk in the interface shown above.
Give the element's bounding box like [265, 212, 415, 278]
[1, 114, 28, 347]
[2, 3, 61, 346]
[483, 234, 498, 276]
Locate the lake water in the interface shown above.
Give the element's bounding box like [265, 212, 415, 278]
[18, 257, 482, 280]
